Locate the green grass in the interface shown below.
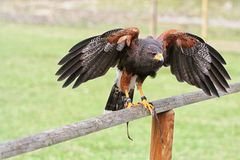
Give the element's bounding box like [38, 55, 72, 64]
[0, 22, 240, 160]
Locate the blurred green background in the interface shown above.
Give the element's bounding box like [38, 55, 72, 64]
[0, 0, 240, 159]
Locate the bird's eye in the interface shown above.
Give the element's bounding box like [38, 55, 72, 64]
[150, 52, 157, 56]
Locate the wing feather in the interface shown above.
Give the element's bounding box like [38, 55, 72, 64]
[58, 36, 97, 65]
[57, 62, 83, 81]
[56, 54, 82, 76]
[63, 68, 83, 88]
[185, 56, 199, 86]
[56, 27, 139, 88]
[170, 46, 183, 82]
[208, 70, 227, 92]
[201, 74, 219, 96]
[210, 63, 229, 88]
[178, 49, 191, 84]
[211, 56, 231, 80]
[159, 30, 231, 96]
[206, 43, 226, 64]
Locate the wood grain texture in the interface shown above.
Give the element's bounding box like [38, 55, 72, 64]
[0, 82, 239, 159]
[150, 110, 175, 160]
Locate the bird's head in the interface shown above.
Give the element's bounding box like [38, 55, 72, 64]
[149, 48, 164, 62]
[141, 39, 164, 68]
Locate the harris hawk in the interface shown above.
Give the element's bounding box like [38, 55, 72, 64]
[56, 27, 231, 114]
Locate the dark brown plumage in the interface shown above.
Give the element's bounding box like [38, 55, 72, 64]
[56, 28, 123, 88]
[158, 29, 230, 97]
[56, 27, 231, 112]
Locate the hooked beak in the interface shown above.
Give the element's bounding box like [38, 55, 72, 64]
[153, 53, 164, 61]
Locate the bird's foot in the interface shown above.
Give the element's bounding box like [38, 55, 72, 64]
[124, 98, 138, 108]
[139, 96, 154, 113]
[126, 102, 139, 108]
[126, 102, 134, 108]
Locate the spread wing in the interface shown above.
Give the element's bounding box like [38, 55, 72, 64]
[158, 29, 231, 96]
[56, 27, 139, 88]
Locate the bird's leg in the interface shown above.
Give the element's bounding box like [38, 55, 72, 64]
[120, 70, 137, 108]
[124, 89, 134, 108]
[123, 87, 138, 108]
[137, 82, 154, 113]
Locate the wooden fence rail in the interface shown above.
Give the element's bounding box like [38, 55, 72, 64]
[0, 82, 240, 159]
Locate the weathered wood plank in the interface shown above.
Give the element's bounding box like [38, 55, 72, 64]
[0, 82, 240, 159]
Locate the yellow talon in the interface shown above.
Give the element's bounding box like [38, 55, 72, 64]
[126, 102, 133, 108]
[140, 99, 154, 113]
[126, 102, 138, 108]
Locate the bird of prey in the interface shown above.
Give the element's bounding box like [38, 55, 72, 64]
[56, 27, 231, 113]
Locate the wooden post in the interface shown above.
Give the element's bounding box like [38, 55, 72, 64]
[201, 0, 208, 40]
[150, 110, 175, 160]
[150, 0, 158, 37]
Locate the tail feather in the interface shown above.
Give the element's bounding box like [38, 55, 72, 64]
[105, 83, 135, 141]
[105, 83, 134, 111]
